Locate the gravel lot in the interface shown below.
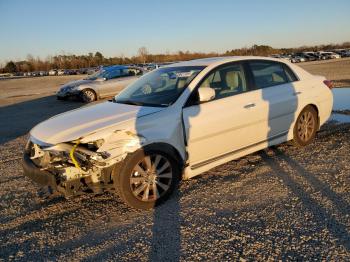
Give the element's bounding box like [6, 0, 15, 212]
[299, 58, 350, 87]
[0, 60, 350, 261]
[1, 123, 349, 261]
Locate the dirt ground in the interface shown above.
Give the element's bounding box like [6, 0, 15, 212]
[0, 60, 350, 261]
[0, 75, 82, 107]
[299, 58, 350, 87]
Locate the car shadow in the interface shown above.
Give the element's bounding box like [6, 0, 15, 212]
[0, 95, 84, 145]
[260, 149, 350, 251]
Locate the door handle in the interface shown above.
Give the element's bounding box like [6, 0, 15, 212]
[293, 91, 302, 96]
[244, 103, 256, 109]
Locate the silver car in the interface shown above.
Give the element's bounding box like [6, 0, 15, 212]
[57, 65, 144, 102]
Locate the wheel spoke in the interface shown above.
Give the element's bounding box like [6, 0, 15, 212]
[157, 172, 172, 178]
[152, 183, 160, 199]
[152, 155, 162, 170]
[307, 112, 312, 122]
[142, 184, 150, 201]
[133, 182, 147, 196]
[156, 180, 170, 191]
[144, 156, 152, 170]
[157, 161, 170, 174]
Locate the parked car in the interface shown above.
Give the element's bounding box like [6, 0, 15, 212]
[317, 52, 341, 59]
[326, 52, 341, 59]
[291, 56, 306, 63]
[342, 50, 350, 57]
[22, 57, 333, 209]
[57, 69, 66, 76]
[56, 65, 144, 102]
[49, 69, 58, 76]
[79, 68, 88, 74]
[86, 67, 99, 75]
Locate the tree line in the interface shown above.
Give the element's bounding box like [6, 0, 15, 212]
[2, 42, 350, 73]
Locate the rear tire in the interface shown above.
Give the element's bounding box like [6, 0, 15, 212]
[293, 105, 318, 147]
[81, 89, 97, 103]
[113, 146, 180, 210]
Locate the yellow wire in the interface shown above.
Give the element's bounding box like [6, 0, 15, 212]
[70, 142, 81, 170]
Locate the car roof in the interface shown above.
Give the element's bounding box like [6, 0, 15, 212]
[167, 56, 289, 67]
[103, 65, 129, 71]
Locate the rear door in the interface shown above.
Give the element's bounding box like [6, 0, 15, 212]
[247, 60, 299, 140]
[103, 68, 142, 97]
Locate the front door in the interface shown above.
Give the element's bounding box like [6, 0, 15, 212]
[182, 62, 267, 166]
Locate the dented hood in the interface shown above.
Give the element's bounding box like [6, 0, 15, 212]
[30, 101, 164, 145]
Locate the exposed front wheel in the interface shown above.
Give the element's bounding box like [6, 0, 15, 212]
[81, 89, 97, 103]
[293, 105, 318, 147]
[113, 147, 180, 210]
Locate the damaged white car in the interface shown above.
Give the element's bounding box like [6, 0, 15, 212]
[23, 57, 333, 209]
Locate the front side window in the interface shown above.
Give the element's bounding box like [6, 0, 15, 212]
[115, 66, 204, 107]
[198, 63, 248, 100]
[249, 61, 289, 89]
[85, 68, 121, 80]
[105, 69, 121, 79]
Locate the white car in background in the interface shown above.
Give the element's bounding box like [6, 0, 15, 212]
[317, 52, 341, 59]
[49, 69, 57, 76]
[57, 65, 144, 102]
[23, 56, 333, 209]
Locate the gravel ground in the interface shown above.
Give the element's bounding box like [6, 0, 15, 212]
[0, 122, 349, 261]
[299, 58, 350, 87]
[0, 62, 350, 261]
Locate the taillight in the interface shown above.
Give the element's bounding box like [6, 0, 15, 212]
[323, 80, 333, 89]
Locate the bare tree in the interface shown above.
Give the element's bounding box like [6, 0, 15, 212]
[137, 47, 149, 64]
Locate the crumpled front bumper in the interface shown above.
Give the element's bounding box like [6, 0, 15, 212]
[22, 153, 57, 190]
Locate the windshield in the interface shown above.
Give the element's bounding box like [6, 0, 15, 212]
[114, 66, 205, 107]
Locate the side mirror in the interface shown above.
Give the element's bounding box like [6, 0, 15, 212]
[198, 87, 215, 103]
[96, 77, 106, 82]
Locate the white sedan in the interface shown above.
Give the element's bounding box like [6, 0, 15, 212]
[23, 56, 333, 209]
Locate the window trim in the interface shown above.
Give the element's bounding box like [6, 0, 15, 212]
[282, 63, 299, 82]
[184, 61, 253, 107]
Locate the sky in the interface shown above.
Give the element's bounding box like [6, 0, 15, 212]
[0, 0, 350, 63]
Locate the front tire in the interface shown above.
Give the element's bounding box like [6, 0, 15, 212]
[81, 89, 97, 103]
[113, 146, 180, 210]
[293, 105, 318, 147]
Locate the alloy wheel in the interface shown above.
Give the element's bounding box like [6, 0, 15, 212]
[82, 89, 96, 102]
[297, 111, 315, 142]
[129, 154, 173, 202]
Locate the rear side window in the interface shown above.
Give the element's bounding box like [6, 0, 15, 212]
[283, 64, 298, 82]
[121, 68, 143, 77]
[249, 61, 289, 89]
